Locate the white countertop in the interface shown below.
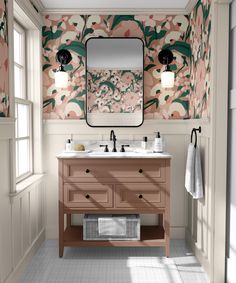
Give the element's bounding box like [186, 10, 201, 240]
[56, 150, 172, 159]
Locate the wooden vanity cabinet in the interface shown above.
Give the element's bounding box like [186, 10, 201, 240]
[58, 157, 171, 257]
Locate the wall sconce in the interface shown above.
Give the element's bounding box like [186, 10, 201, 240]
[54, 49, 72, 88]
[158, 49, 175, 88]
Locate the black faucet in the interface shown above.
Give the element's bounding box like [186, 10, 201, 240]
[110, 130, 117, 152]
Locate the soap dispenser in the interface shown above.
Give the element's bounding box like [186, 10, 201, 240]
[153, 132, 163, 153]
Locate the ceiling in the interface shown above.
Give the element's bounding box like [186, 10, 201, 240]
[40, 0, 191, 10]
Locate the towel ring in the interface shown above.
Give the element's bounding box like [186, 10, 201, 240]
[191, 127, 201, 148]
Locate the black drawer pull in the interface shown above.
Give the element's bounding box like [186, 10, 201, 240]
[139, 169, 143, 173]
[85, 169, 90, 173]
[85, 194, 90, 199]
[139, 194, 143, 199]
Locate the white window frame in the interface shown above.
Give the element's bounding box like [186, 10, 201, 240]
[14, 21, 26, 99]
[14, 21, 33, 183]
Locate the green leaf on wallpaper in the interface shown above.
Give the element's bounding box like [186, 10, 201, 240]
[203, 4, 210, 21]
[208, 21, 211, 40]
[57, 22, 63, 28]
[169, 64, 177, 71]
[179, 90, 190, 98]
[173, 98, 189, 110]
[42, 26, 50, 37]
[177, 86, 183, 91]
[43, 98, 55, 109]
[162, 22, 168, 28]
[165, 95, 169, 101]
[144, 26, 153, 37]
[99, 81, 116, 93]
[148, 56, 154, 63]
[162, 41, 191, 58]
[43, 29, 63, 48]
[185, 23, 191, 41]
[144, 64, 156, 71]
[43, 64, 52, 71]
[63, 64, 73, 71]
[144, 98, 159, 109]
[58, 41, 85, 57]
[61, 95, 66, 101]
[111, 15, 135, 30]
[83, 28, 94, 38]
[68, 99, 84, 110]
[75, 90, 86, 97]
[43, 55, 50, 62]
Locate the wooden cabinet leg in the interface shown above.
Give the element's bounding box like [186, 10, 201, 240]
[59, 201, 64, 257]
[67, 214, 71, 228]
[164, 212, 170, 257]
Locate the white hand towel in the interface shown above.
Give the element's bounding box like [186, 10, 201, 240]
[98, 217, 126, 236]
[185, 143, 196, 194]
[192, 145, 203, 199]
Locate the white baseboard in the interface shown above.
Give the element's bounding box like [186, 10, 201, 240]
[5, 229, 45, 283]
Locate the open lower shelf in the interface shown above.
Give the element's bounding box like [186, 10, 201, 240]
[64, 225, 166, 247]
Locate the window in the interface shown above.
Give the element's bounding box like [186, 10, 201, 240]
[14, 22, 33, 182]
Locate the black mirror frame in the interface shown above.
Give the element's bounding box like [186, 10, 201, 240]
[85, 37, 144, 128]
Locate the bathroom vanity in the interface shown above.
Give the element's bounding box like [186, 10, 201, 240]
[57, 152, 171, 257]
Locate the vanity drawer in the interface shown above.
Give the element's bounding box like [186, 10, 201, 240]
[64, 183, 113, 208]
[115, 183, 166, 208]
[63, 159, 166, 182]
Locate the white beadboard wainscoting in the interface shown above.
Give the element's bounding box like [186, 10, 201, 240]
[0, 121, 45, 283]
[43, 118, 212, 279]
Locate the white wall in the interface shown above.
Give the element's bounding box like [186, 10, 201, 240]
[227, 1, 236, 282]
[43, 119, 210, 240]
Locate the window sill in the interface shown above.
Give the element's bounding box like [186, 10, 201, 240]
[10, 174, 44, 198]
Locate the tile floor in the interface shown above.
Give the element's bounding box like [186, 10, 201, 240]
[18, 240, 209, 283]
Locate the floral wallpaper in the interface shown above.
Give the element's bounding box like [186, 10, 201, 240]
[42, 0, 211, 120]
[0, 0, 9, 117]
[42, 14, 191, 119]
[189, 0, 211, 118]
[87, 68, 143, 113]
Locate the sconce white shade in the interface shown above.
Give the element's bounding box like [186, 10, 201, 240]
[55, 71, 69, 88]
[161, 71, 175, 88]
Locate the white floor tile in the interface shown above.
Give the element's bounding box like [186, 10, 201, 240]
[17, 240, 209, 283]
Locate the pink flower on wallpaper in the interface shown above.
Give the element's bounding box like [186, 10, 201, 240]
[195, 59, 206, 100]
[121, 72, 135, 84]
[134, 15, 165, 28]
[111, 102, 122, 113]
[123, 92, 140, 108]
[111, 21, 142, 37]
[87, 68, 143, 113]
